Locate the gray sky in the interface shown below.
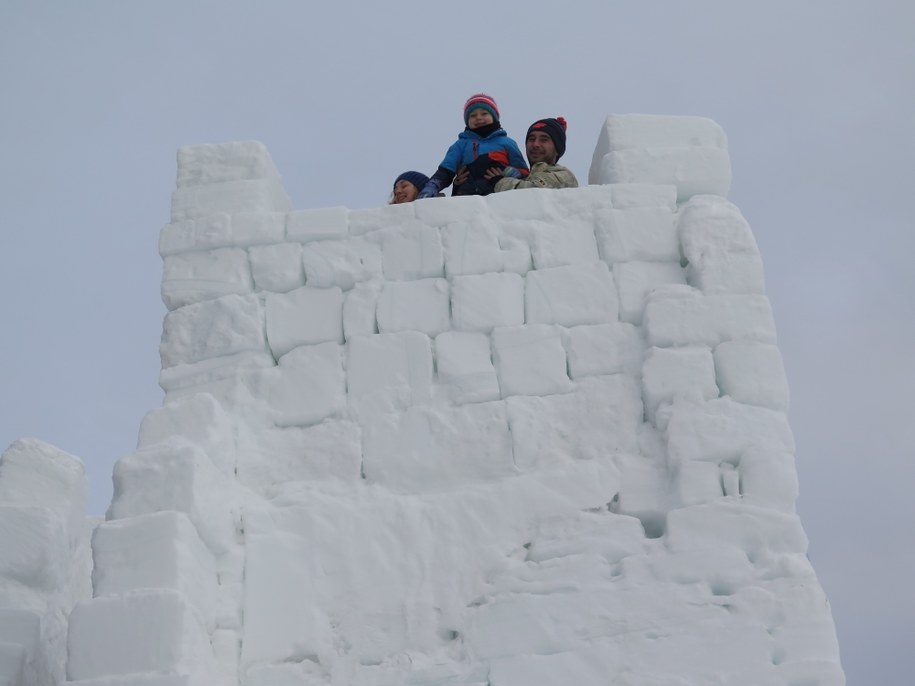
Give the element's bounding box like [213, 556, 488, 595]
[1, 1, 912, 682]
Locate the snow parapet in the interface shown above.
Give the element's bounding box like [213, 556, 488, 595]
[0, 439, 92, 686]
[52, 115, 844, 685]
[589, 114, 732, 201]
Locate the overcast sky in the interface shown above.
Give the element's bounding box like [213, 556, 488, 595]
[1, 1, 912, 682]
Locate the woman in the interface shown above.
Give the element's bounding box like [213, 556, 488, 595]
[390, 171, 429, 204]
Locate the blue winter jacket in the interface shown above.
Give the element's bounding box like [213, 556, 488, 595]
[439, 127, 527, 173]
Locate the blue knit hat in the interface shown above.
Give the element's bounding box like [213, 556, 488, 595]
[394, 171, 429, 191]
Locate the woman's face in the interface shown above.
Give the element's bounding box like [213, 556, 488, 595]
[392, 179, 419, 204]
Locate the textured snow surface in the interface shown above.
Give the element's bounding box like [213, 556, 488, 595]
[0, 440, 92, 686]
[0, 115, 843, 685]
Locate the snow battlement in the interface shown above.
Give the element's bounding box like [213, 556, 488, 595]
[0, 114, 843, 685]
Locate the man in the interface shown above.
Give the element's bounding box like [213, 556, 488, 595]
[493, 116, 578, 191]
[453, 116, 579, 193]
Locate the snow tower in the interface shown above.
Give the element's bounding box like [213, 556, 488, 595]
[1, 114, 844, 686]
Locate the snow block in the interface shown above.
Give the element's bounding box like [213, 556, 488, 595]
[619, 545, 754, 591]
[614, 455, 668, 527]
[159, 212, 286, 257]
[382, 226, 444, 280]
[412, 194, 486, 225]
[564, 322, 643, 380]
[550, 184, 614, 217]
[0, 609, 39, 665]
[0, 506, 68, 590]
[170, 179, 292, 223]
[739, 446, 799, 512]
[137, 392, 236, 477]
[492, 325, 571, 398]
[265, 286, 344, 357]
[608, 183, 677, 210]
[346, 332, 433, 416]
[530, 215, 600, 269]
[160, 294, 266, 369]
[159, 214, 232, 257]
[714, 341, 790, 410]
[376, 279, 450, 336]
[596, 206, 679, 264]
[66, 589, 216, 681]
[641, 346, 718, 425]
[507, 375, 642, 470]
[678, 195, 759, 261]
[161, 247, 253, 311]
[249, 241, 305, 293]
[363, 402, 516, 491]
[235, 420, 362, 494]
[348, 203, 415, 237]
[595, 147, 732, 202]
[590, 115, 730, 201]
[242, 342, 345, 427]
[435, 331, 500, 404]
[302, 238, 382, 290]
[108, 440, 234, 555]
[673, 460, 728, 507]
[487, 184, 557, 221]
[525, 512, 646, 565]
[176, 140, 282, 188]
[342, 280, 381, 339]
[678, 195, 765, 294]
[466, 584, 727, 661]
[441, 217, 503, 276]
[613, 261, 686, 324]
[665, 397, 795, 465]
[688, 253, 766, 295]
[91, 511, 217, 630]
[526, 263, 618, 327]
[286, 206, 348, 243]
[158, 350, 274, 397]
[665, 502, 808, 556]
[0, 438, 86, 546]
[230, 211, 287, 247]
[643, 288, 777, 348]
[240, 501, 428, 668]
[499, 235, 532, 275]
[451, 272, 524, 332]
[592, 114, 728, 157]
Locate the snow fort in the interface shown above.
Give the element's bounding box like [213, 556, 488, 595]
[0, 114, 845, 685]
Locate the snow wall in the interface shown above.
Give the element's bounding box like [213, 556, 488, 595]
[0, 114, 844, 686]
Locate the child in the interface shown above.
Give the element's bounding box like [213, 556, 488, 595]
[418, 94, 529, 198]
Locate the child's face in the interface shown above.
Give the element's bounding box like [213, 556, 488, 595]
[467, 108, 495, 129]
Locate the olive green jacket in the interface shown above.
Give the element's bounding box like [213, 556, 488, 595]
[494, 162, 579, 192]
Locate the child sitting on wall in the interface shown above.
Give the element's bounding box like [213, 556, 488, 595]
[418, 94, 529, 198]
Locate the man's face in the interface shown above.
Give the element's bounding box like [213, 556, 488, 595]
[526, 131, 557, 165]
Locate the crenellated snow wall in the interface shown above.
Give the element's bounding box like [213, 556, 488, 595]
[0, 114, 844, 686]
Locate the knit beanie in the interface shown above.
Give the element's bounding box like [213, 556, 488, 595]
[394, 170, 430, 191]
[527, 117, 568, 160]
[464, 93, 500, 124]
